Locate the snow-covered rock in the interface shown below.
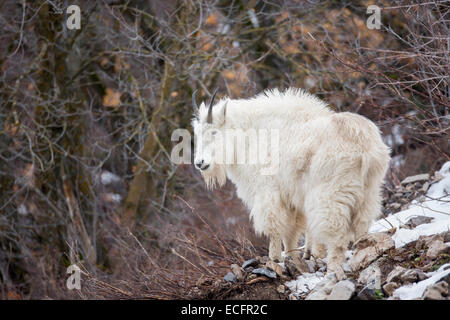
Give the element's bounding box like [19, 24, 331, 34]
[286, 272, 326, 298]
[393, 263, 450, 300]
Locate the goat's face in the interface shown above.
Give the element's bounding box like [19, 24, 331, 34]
[191, 89, 227, 189]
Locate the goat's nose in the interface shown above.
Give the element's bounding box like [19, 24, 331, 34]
[195, 160, 204, 169]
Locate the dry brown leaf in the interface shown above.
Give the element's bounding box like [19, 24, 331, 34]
[205, 13, 219, 26]
[7, 291, 20, 300]
[103, 88, 121, 108]
[99, 57, 109, 68]
[222, 70, 236, 81]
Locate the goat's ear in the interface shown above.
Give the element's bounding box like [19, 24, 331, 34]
[196, 101, 206, 120]
[215, 100, 228, 126]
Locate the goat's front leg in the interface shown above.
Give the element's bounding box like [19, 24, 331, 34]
[269, 234, 282, 262]
[250, 192, 284, 262]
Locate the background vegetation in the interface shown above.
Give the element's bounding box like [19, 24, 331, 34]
[0, 0, 448, 299]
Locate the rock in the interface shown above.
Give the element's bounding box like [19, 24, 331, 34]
[357, 262, 381, 289]
[383, 282, 400, 296]
[305, 290, 329, 300]
[401, 174, 430, 185]
[306, 260, 317, 273]
[224, 272, 237, 283]
[386, 266, 426, 284]
[355, 287, 377, 300]
[432, 171, 444, 182]
[230, 264, 244, 280]
[422, 234, 444, 244]
[284, 259, 299, 278]
[327, 280, 356, 300]
[266, 260, 283, 277]
[386, 266, 421, 284]
[443, 231, 450, 243]
[284, 256, 310, 277]
[391, 203, 402, 210]
[349, 233, 394, 271]
[416, 269, 428, 281]
[426, 238, 449, 259]
[252, 268, 277, 279]
[277, 285, 285, 294]
[422, 281, 448, 300]
[259, 256, 269, 264]
[386, 266, 406, 283]
[305, 275, 337, 300]
[405, 216, 433, 228]
[353, 232, 394, 251]
[316, 258, 326, 269]
[247, 274, 257, 281]
[294, 257, 311, 274]
[401, 269, 420, 283]
[242, 258, 259, 269]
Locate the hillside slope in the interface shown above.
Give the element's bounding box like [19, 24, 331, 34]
[193, 162, 450, 300]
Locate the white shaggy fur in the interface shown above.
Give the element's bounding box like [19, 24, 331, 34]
[192, 88, 391, 279]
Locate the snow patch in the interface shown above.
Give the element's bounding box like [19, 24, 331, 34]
[370, 161, 450, 248]
[100, 171, 121, 185]
[285, 273, 325, 297]
[393, 263, 450, 300]
[383, 124, 405, 148]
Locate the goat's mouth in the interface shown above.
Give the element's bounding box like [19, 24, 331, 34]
[200, 164, 210, 171]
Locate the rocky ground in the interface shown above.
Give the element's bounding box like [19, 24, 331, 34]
[189, 162, 450, 300]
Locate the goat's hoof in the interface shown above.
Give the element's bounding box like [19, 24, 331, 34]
[269, 252, 282, 263]
[327, 266, 346, 281]
[303, 250, 311, 260]
[269, 256, 282, 263]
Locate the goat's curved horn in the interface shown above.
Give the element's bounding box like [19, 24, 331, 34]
[192, 89, 199, 112]
[207, 88, 219, 124]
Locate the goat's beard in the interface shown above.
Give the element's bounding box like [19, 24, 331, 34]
[201, 164, 227, 190]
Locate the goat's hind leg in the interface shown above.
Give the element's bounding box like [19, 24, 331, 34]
[307, 197, 353, 280]
[282, 222, 314, 274]
[303, 232, 312, 260]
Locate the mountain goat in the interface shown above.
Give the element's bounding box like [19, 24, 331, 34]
[191, 88, 390, 279]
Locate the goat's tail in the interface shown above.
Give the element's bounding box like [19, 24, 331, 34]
[354, 146, 391, 237]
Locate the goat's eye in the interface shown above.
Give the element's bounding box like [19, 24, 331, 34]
[211, 130, 217, 135]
